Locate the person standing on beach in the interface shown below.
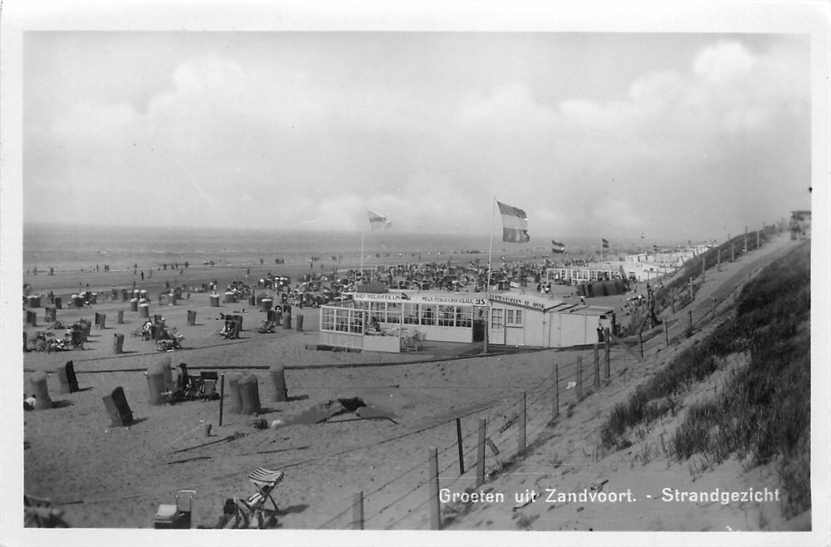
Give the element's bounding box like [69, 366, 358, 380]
[141, 271, 145, 281]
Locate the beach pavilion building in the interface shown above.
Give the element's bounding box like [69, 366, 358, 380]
[486, 292, 614, 347]
[317, 290, 614, 352]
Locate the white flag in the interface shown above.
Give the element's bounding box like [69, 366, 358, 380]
[368, 210, 391, 231]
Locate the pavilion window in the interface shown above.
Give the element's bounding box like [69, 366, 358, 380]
[421, 305, 436, 326]
[490, 308, 504, 329]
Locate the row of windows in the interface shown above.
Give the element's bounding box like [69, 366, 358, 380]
[320, 307, 366, 334]
[324, 304, 525, 333]
[491, 308, 523, 329]
[353, 301, 474, 328]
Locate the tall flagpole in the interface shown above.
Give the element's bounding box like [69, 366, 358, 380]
[484, 197, 495, 354]
[486, 198, 495, 293]
[360, 230, 365, 286]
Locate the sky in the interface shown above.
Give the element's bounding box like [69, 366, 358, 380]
[23, 32, 811, 240]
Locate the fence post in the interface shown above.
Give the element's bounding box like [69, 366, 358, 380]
[576, 357, 583, 401]
[218, 373, 225, 426]
[593, 343, 600, 388]
[352, 490, 364, 530]
[664, 321, 669, 347]
[519, 392, 527, 454]
[455, 417, 465, 476]
[428, 447, 441, 530]
[552, 362, 560, 420]
[604, 337, 611, 380]
[688, 310, 693, 335]
[476, 418, 486, 487]
[639, 331, 644, 359]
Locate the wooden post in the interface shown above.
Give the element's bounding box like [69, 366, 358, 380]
[270, 365, 288, 402]
[576, 357, 583, 401]
[455, 417, 465, 475]
[428, 447, 441, 530]
[476, 418, 486, 487]
[664, 321, 669, 346]
[604, 338, 611, 380]
[639, 331, 644, 359]
[218, 373, 225, 426]
[482, 311, 489, 354]
[552, 362, 560, 419]
[688, 310, 693, 334]
[519, 392, 527, 453]
[593, 343, 600, 388]
[352, 491, 364, 530]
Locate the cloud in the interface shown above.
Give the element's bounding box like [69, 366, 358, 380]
[26, 37, 809, 240]
[693, 41, 757, 83]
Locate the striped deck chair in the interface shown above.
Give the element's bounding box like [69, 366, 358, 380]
[238, 467, 284, 528]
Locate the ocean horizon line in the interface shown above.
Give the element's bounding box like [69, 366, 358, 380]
[23, 220, 692, 246]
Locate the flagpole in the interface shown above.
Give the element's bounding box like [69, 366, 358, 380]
[360, 230, 365, 286]
[484, 197, 495, 354]
[486, 197, 495, 293]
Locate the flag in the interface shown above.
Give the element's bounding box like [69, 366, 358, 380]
[551, 240, 566, 254]
[601, 238, 610, 249]
[497, 201, 530, 243]
[368, 210, 391, 231]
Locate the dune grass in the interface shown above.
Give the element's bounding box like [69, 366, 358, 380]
[601, 241, 810, 517]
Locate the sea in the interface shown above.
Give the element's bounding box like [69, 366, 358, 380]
[23, 222, 656, 274]
[22, 223, 570, 273]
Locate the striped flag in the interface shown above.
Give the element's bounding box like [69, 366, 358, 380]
[551, 240, 566, 254]
[601, 238, 610, 249]
[497, 201, 530, 243]
[368, 210, 391, 231]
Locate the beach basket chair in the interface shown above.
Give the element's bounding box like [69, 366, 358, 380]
[237, 467, 284, 528]
[198, 371, 219, 400]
